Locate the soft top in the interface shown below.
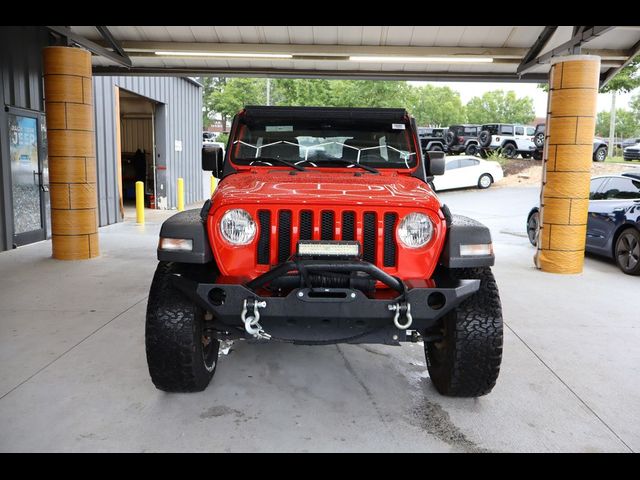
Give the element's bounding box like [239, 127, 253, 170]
[242, 105, 410, 123]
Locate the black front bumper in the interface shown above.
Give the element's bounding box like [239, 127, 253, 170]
[172, 259, 480, 345]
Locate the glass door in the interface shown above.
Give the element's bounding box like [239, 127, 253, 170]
[8, 108, 46, 246]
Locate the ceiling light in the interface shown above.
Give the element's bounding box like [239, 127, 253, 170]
[154, 51, 293, 59]
[349, 56, 494, 63]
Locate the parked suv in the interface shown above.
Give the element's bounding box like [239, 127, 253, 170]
[417, 126, 447, 153]
[146, 106, 504, 398]
[478, 123, 536, 159]
[445, 124, 481, 156]
[531, 124, 608, 161]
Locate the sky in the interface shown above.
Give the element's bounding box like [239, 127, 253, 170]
[411, 81, 639, 119]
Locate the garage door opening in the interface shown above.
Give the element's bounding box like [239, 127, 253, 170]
[117, 89, 158, 215]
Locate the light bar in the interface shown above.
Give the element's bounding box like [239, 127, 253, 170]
[297, 241, 360, 258]
[154, 51, 292, 59]
[460, 244, 494, 256]
[159, 237, 193, 252]
[349, 55, 494, 64]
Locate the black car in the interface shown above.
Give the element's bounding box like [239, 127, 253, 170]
[444, 124, 481, 155]
[527, 171, 640, 275]
[531, 123, 608, 161]
[417, 127, 447, 153]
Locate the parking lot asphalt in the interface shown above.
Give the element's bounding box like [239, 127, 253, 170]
[0, 187, 637, 452]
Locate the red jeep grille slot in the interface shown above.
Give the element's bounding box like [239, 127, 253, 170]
[321, 211, 335, 240]
[278, 211, 292, 263]
[362, 212, 377, 264]
[342, 211, 355, 241]
[299, 211, 313, 240]
[257, 210, 271, 265]
[383, 213, 398, 267]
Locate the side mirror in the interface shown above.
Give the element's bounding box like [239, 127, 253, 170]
[426, 151, 445, 176]
[202, 145, 224, 179]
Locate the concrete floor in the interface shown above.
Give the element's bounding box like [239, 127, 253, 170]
[0, 188, 637, 452]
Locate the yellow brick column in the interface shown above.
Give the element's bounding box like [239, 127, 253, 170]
[535, 55, 600, 273]
[43, 46, 99, 259]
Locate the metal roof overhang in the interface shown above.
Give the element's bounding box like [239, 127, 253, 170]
[50, 26, 640, 87]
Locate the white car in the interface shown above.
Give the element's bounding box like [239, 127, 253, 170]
[431, 155, 504, 191]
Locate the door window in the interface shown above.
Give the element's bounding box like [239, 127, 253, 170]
[601, 177, 640, 200]
[458, 158, 479, 168]
[445, 160, 461, 170]
[515, 126, 524, 135]
[8, 114, 42, 235]
[500, 125, 514, 135]
[589, 177, 608, 200]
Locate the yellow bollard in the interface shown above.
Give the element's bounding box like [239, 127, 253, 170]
[177, 177, 185, 212]
[135, 181, 145, 224]
[210, 175, 218, 196]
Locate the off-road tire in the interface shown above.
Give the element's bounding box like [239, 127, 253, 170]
[465, 143, 479, 156]
[614, 228, 640, 275]
[593, 146, 607, 162]
[445, 130, 457, 147]
[527, 209, 540, 247]
[478, 130, 492, 147]
[534, 132, 545, 148]
[502, 143, 517, 159]
[479, 148, 488, 159]
[425, 267, 503, 397]
[533, 150, 543, 160]
[146, 261, 220, 392]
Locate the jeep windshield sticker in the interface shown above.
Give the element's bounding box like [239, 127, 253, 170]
[232, 139, 415, 166]
[392, 123, 405, 130]
[265, 125, 294, 132]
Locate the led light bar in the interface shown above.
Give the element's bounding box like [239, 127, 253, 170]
[297, 241, 360, 259]
[154, 51, 293, 59]
[159, 237, 193, 252]
[460, 244, 493, 256]
[349, 56, 494, 64]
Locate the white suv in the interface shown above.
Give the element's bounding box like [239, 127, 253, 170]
[478, 123, 536, 159]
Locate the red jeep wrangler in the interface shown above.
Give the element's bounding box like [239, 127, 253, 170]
[146, 106, 503, 397]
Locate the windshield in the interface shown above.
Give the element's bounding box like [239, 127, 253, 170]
[230, 117, 418, 169]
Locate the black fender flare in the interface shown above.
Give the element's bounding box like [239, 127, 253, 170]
[438, 212, 495, 268]
[157, 204, 214, 264]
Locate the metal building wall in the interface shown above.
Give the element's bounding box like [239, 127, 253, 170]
[0, 26, 51, 252]
[92, 76, 203, 226]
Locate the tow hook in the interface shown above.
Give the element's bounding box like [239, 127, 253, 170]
[241, 299, 270, 340]
[389, 302, 413, 330]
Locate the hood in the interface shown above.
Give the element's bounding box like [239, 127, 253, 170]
[211, 170, 441, 211]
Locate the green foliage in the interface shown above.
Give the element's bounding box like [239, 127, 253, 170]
[466, 90, 535, 124]
[216, 133, 229, 146]
[595, 109, 640, 138]
[600, 56, 640, 94]
[208, 78, 266, 121]
[630, 91, 640, 123]
[405, 85, 467, 126]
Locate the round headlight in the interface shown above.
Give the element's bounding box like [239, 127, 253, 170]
[220, 209, 256, 245]
[397, 212, 433, 248]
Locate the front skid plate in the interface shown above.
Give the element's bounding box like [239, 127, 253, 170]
[171, 276, 480, 342]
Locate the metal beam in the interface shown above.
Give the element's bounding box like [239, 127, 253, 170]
[518, 26, 616, 75]
[95, 26, 129, 61]
[518, 26, 558, 73]
[91, 65, 549, 83]
[600, 38, 640, 88]
[46, 26, 132, 68]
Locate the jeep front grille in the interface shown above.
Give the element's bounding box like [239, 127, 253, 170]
[256, 208, 399, 269]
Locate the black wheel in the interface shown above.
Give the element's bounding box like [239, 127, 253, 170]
[465, 143, 479, 156]
[502, 143, 517, 159]
[521, 153, 531, 159]
[614, 228, 640, 275]
[145, 262, 220, 392]
[478, 173, 493, 189]
[425, 267, 503, 397]
[445, 131, 457, 147]
[593, 146, 607, 162]
[430, 144, 444, 152]
[534, 132, 545, 148]
[478, 130, 492, 147]
[533, 150, 543, 160]
[527, 210, 540, 247]
[479, 148, 488, 159]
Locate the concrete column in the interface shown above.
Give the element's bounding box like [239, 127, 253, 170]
[43, 46, 99, 259]
[535, 55, 601, 274]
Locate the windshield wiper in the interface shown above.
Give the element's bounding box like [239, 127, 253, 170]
[236, 157, 306, 172]
[308, 158, 379, 174]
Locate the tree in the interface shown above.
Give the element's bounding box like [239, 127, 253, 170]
[208, 78, 267, 128]
[199, 77, 227, 128]
[599, 56, 640, 94]
[595, 109, 640, 139]
[465, 90, 535, 124]
[270, 78, 333, 106]
[405, 85, 466, 126]
[630, 91, 640, 124]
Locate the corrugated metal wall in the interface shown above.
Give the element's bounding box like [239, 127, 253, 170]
[0, 26, 51, 252]
[93, 76, 203, 226]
